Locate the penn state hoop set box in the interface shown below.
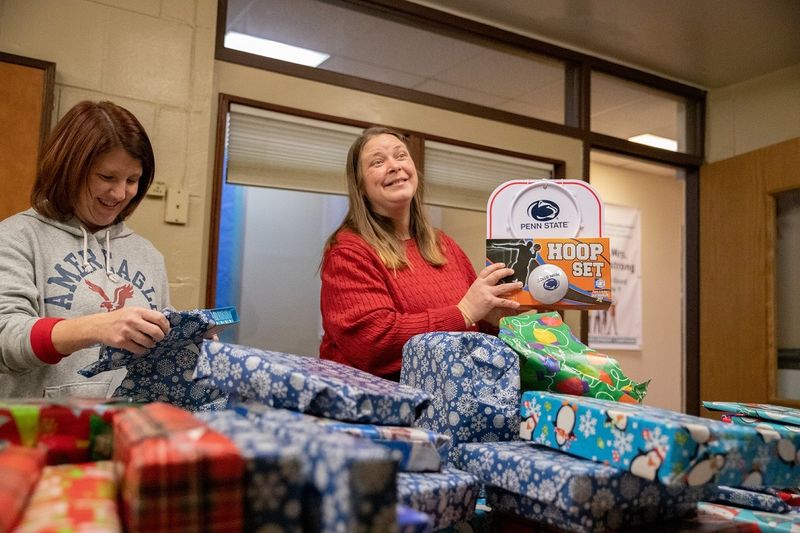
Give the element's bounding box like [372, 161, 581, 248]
[486, 179, 612, 309]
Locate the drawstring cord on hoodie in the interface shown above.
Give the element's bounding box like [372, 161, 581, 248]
[79, 226, 121, 282]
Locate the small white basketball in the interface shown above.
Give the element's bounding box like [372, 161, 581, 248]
[527, 264, 568, 304]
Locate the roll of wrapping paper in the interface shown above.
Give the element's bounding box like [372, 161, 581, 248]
[499, 311, 648, 403]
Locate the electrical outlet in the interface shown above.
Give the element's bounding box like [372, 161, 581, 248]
[164, 187, 188, 224]
[147, 181, 167, 197]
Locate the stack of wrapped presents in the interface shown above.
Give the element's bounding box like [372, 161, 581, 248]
[3, 308, 800, 532]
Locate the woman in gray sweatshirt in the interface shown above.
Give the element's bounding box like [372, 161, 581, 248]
[0, 100, 171, 398]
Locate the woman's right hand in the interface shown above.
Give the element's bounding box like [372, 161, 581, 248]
[457, 263, 523, 325]
[94, 307, 171, 354]
[52, 307, 171, 356]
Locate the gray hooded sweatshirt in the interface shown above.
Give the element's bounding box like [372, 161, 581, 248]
[0, 208, 170, 398]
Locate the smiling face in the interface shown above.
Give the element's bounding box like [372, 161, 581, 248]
[74, 148, 142, 232]
[359, 133, 418, 220]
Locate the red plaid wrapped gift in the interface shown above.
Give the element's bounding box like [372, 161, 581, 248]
[113, 402, 244, 533]
[0, 445, 45, 533]
[12, 461, 121, 533]
[0, 399, 137, 464]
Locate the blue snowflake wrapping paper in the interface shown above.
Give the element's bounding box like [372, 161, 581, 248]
[521, 391, 800, 488]
[397, 505, 432, 533]
[194, 410, 304, 533]
[233, 401, 449, 472]
[240, 404, 399, 532]
[317, 421, 449, 473]
[400, 332, 521, 465]
[698, 502, 800, 532]
[196, 340, 429, 425]
[711, 485, 791, 514]
[456, 441, 711, 533]
[79, 308, 235, 410]
[397, 468, 480, 530]
[704, 402, 800, 428]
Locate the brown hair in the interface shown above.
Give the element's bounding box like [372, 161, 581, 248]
[31, 100, 155, 223]
[324, 126, 445, 269]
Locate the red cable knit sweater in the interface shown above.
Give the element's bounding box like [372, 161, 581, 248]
[320, 229, 486, 379]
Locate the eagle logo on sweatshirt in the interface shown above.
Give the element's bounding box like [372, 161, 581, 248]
[84, 280, 135, 312]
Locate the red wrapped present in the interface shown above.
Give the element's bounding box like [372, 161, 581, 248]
[113, 403, 244, 533]
[0, 399, 138, 464]
[0, 445, 45, 533]
[12, 461, 121, 533]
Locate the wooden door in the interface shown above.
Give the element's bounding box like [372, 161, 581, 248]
[0, 52, 55, 221]
[700, 137, 800, 411]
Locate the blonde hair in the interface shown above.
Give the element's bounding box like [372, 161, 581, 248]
[324, 126, 445, 269]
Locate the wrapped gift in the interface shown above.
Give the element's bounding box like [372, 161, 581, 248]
[704, 402, 800, 427]
[235, 402, 449, 472]
[239, 404, 399, 532]
[13, 461, 121, 533]
[0, 399, 137, 464]
[457, 441, 710, 533]
[196, 340, 429, 425]
[0, 445, 45, 533]
[397, 468, 480, 530]
[0, 403, 38, 447]
[195, 410, 304, 533]
[80, 308, 236, 410]
[113, 403, 244, 533]
[711, 485, 791, 514]
[698, 502, 800, 532]
[397, 505, 432, 533]
[499, 311, 648, 403]
[521, 391, 800, 488]
[400, 332, 521, 464]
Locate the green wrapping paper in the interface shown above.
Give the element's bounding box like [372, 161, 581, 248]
[499, 311, 649, 403]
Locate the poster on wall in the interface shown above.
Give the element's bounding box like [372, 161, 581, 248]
[589, 203, 642, 350]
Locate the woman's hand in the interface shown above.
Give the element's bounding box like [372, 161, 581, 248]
[457, 263, 522, 325]
[95, 308, 171, 354]
[52, 307, 171, 356]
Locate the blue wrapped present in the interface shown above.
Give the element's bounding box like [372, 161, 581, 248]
[521, 391, 800, 488]
[456, 441, 710, 533]
[400, 332, 520, 464]
[711, 485, 791, 514]
[233, 401, 449, 472]
[195, 410, 304, 532]
[79, 308, 236, 410]
[196, 340, 429, 425]
[317, 421, 449, 473]
[704, 401, 800, 427]
[698, 502, 800, 532]
[397, 468, 480, 530]
[240, 404, 399, 532]
[397, 505, 432, 533]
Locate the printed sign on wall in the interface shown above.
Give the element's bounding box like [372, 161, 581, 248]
[589, 204, 641, 350]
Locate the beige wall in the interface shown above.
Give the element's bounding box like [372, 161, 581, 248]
[0, 0, 217, 309]
[589, 162, 685, 412]
[707, 63, 800, 163]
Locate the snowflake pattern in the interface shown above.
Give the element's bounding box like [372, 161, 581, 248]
[80, 308, 229, 410]
[199, 409, 397, 533]
[397, 469, 480, 530]
[400, 332, 520, 465]
[457, 441, 711, 531]
[196, 341, 429, 425]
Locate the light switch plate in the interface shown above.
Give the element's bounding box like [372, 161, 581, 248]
[164, 187, 188, 224]
[147, 181, 167, 197]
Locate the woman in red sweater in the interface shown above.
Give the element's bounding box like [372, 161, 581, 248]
[319, 126, 523, 380]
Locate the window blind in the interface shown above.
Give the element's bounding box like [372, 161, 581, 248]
[225, 103, 554, 211]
